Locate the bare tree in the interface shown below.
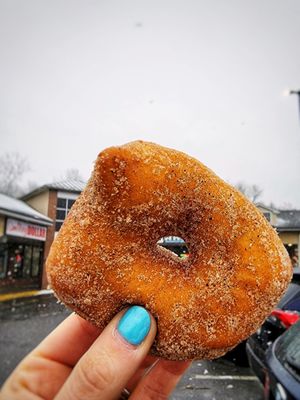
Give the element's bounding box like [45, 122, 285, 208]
[0, 153, 30, 197]
[235, 182, 248, 197]
[235, 182, 263, 203]
[279, 201, 295, 210]
[250, 184, 263, 202]
[268, 201, 278, 210]
[65, 168, 84, 181]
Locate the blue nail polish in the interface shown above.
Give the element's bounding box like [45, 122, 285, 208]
[117, 306, 151, 346]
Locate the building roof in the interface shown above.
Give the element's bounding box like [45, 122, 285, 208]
[276, 210, 300, 231]
[256, 202, 279, 214]
[256, 203, 300, 231]
[21, 179, 87, 200]
[0, 193, 52, 226]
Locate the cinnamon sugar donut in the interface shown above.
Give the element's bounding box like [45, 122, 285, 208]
[46, 141, 292, 360]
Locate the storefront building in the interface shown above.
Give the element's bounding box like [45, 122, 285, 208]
[275, 210, 300, 267]
[0, 193, 52, 293]
[256, 204, 300, 267]
[22, 179, 86, 289]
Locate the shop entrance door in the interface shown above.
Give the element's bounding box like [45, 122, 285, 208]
[7, 244, 24, 279]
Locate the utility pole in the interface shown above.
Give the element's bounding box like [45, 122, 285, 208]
[290, 90, 300, 123]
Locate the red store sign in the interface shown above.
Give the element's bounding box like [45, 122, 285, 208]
[6, 218, 47, 241]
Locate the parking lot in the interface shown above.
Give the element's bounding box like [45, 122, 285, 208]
[0, 294, 264, 399]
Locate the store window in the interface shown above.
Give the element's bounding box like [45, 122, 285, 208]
[0, 245, 7, 279]
[23, 246, 32, 277]
[32, 247, 41, 277]
[11, 246, 23, 278]
[0, 244, 43, 280]
[285, 244, 299, 268]
[55, 197, 76, 231]
[263, 212, 271, 222]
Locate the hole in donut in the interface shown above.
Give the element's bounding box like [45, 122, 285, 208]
[157, 236, 189, 259]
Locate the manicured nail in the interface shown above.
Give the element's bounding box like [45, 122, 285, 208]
[117, 306, 151, 346]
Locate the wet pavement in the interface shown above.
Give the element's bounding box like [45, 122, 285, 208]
[0, 294, 70, 385]
[0, 295, 264, 399]
[171, 359, 263, 399]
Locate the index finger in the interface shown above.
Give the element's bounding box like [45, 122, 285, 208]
[56, 306, 157, 400]
[33, 313, 102, 367]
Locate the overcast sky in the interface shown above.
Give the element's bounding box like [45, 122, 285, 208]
[1, 0, 300, 207]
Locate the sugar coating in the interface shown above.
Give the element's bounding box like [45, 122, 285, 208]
[46, 141, 292, 360]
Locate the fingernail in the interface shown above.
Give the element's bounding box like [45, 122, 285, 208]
[117, 306, 151, 346]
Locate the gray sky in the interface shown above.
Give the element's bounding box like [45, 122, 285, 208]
[1, 0, 300, 207]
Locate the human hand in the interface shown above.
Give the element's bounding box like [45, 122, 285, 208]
[1, 306, 191, 399]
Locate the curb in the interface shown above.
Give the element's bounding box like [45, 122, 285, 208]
[0, 289, 53, 302]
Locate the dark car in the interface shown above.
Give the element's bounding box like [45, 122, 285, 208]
[225, 268, 300, 367]
[246, 268, 300, 384]
[264, 319, 300, 400]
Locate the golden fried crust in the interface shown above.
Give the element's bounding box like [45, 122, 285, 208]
[46, 141, 292, 360]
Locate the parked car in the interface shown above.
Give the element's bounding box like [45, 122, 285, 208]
[246, 268, 300, 383]
[225, 268, 300, 367]
[264, 319, 300, 400]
